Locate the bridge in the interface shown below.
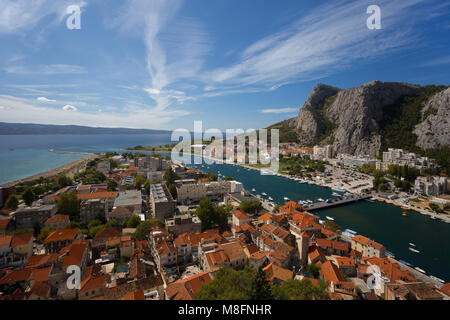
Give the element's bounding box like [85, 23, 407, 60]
[305, 193, 373, 211]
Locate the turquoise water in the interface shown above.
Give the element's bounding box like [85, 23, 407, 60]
[0, 136, 448, 282]
[0, 134, 172, 184]
[184, 156, 450, 282]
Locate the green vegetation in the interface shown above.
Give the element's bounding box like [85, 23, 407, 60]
[74, 168, 106, 185]
[265, 120, 299, 143]
[279, 155, 326, 176]
[37, 226, 54, 242]
[134, 219, 164, 240]
[22, 187, 35, 206]
[272, 278, 329, 300]
[314, 93, 339, 144]
[305, 263, 321, 279]
[135, 173, 143, 190]
[196, 266, 329, 300]
[164, 167, 181, 199]
[4, 194, 19, 210]
[107, 180, 118, 191]
[423, 107, 438, 121]
[323, 220, 341, 233]
[194, 198, 230, 230]
[57, 191, 80, 219]
[199, 172, 218, 182]
[124, 215, 141, 228]
[239, 200, 261, 214]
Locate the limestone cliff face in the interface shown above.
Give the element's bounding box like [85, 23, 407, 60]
[289, 83, 340, 146]
[290, 81, 427, 156]
[414, 87, 450, 150]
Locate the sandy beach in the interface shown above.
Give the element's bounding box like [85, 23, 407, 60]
[4, 153, 97, 186]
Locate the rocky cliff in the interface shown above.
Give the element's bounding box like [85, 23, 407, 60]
[286, 81, 449, 157]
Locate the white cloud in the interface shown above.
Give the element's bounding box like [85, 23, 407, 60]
[204, 0, 438, 90]
[420, 55, 450, 67]
[0, 0, 87, 34]
[62, 105, 78, 112]
[260, 108, 298, 114]
[37, 97, 56, 103]
[5, 64, 86, 75]
[0, 95, 189, 129]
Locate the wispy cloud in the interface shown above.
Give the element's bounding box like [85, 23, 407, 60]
[420, 55, 450, 67]
[62, 104, 78, 112]
[0, 95, 189, 129]
[204, 0, 439, 90]
[0, 0, 87, 34]
[111, 0, 210, 111]
[260, 107, 298, 114]
[5, 64, 86, 75]
[37, 97, 56, 103]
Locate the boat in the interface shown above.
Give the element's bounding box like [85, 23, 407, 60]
[262, 192, 267, 196]
[399, 260, 412, 267]
[430, 276, 445, 284]
[283, 197, 289, 201]
[402, 212, 407, 216]
[414, 267, 426, 274]
[332, 192, 340, 197]
[326, 216, 335, 221]
[319, 220, 324, 224]
[401, 206, 410, 210]
[409, 247, 420, 254]
[317, 198, 324, 202]
[431, 216, 437, 220]
[409, 243, 416, 247]
[252, 188, 256, 192]
[268, 197, 273, 201]
[345, 229, 357, 234]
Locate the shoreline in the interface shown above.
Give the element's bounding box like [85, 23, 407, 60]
[185, 153, 450, 223]
[3, 152, 97, 186]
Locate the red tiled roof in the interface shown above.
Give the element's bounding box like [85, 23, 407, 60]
[44, 229, 78, 243]
[45, 214, 69, 225]
[121, 290, 145, 300]
[320, 260, 345, 283]
[79, 274, 109, 293]
[0, 235, 12, 246]
[0, 218, 12, 231]
[77, 191, 118, 200]
[166, 272, 214, 300]
[233, 210, 250, 221]
[441, 283, 450, 297]
[31, 266, 52, 283]
[11, 233, 33, 247]
[29, 281, 51, 298]
[0, 269, 33, 285]
[352, 235, 384, 250]
[263, 262, 293, 282]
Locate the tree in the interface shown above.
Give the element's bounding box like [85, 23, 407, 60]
[107, 180, 118, 192]
[37, 227, 54, 243]
[196, 266, 256, 300]
[134, 219, 163, 240]
[144, 179, 151, 195]
[57, 191, 80, 218]
[323, 221, 341, 233]
[272, 279, 329, 300]
[58, 175, 72, 188]
[305, 263, 321, 279]
[248, 267, 273, 300]
[126, 215, 142, 228]
[239, 201, 261, 214]
[195, 198, 229, 230]
[135, 174, 143, 190]
[4, 194, 19, 210]
[22, 187, 35, 206]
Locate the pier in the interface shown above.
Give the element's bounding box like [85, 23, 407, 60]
[305, 193, 373, 211]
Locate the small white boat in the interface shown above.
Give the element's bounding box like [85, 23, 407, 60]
[430, 276, 445, 284]
[284, 197, 289, 201]
[431, 216, 437, 220]
[409, 243, 416, 247]
[268, 197, 273, 201]
[317, 198, 325, 202]
[414, 267, 426, 274]
[262, 192, 267, 196]
[252, 188, 256, 192]
[346, 229, 357, 234]
[326, 216, 335, 221]
[409, 247, 420, 254]
[319, 220, 324, 224]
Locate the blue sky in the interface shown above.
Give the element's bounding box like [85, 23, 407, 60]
[0, 0, 449, 131]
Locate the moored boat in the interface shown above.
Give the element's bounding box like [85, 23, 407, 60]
[409, 247, 420, 254]
[414, 267, 426, 274]
[326, 216, 335, 221]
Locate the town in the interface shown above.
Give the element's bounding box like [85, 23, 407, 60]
[0, 145, 448, 301]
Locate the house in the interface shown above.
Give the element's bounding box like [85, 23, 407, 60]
[220, 241, 247, 270]
[78, 273, 109, 300]
[165, 271, 215, 300]
[316, 239, 350, 256]
[248, 251, 271, 269]
[351, 235, 385, 258]
[332, 256, 356, 277]
[165, 214, 202, 236]
[45, 214, 70, 230]
[232, 210, 250, 228]
[0, 218, 13, 235]
[385, 281, 443, 300]
[150, 183, 176, 221]
[308, 247, 327, 265]
[154, 240, 177, 268]
[120, 236, 134, 258]
[263, 262, 293, 285]
[108, 206, 135, 224]
[28, 281, 51, 300]
[44, 229, 79, 254]
[11, 233, 33, 259]
[78, 191, 118, 225]
[60, 239, 90, 273]
[14, 204, 57, 229]
[201, 247, 229, 271]
[173, 233, 193, 265]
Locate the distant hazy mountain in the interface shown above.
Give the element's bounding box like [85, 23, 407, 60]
[0, 122, 171, 135]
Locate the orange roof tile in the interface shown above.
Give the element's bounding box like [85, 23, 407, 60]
[11, 233, 33, 247]
[44, 229, 78, 243]
[263, 262, 293, 282]
[233, 209, 250, 221]
[166, 272, 214, 300]
[77, 191, 118, 200]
